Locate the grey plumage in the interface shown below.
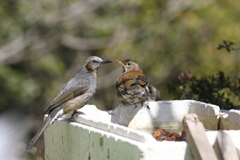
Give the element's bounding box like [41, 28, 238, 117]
[26, 56, 111, 150]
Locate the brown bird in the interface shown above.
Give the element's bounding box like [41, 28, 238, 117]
[115, 59, 159, 105]
[26, 56, 112, 150]
[115, 59, 148, 105]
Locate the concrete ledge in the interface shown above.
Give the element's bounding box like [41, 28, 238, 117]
[45, 121, 240, 160]
[44, 100, 240, 160]
[111, 100, 220, 132]
[45, 120, 190, 160]
[188, 101, 220, 130]
[220, 109, 240, 130]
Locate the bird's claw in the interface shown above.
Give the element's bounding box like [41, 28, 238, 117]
[68, 111, 85, 121]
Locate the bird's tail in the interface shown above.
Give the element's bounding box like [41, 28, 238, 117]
[145, 85, 160, 101]
[26, 107, 63, 150]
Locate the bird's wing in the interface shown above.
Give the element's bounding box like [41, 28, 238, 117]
[44, 79, 89, 114]
[132, 75, 148, 86]
[116, 71, 146, 92]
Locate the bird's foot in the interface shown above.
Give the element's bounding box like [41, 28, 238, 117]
[68, 110, 85, 121]
[134, 103, 138, 109]
[68, 117, 74, 121]
[73, 110, 86, 116]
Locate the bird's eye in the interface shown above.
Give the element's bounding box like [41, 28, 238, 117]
[127, 63, 131, 65]
[93, 60, 98, 63]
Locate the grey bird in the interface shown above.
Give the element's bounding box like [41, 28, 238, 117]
[26, 56, 112, 150]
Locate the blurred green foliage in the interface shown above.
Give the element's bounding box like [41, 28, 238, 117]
[168, 71, 240, 109]
[0, 0, 240, 116]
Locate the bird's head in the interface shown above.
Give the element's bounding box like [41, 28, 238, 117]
[115, 59, 142, 72]
[84, 56, 112, 72]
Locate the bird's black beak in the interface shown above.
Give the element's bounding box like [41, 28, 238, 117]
[101, 60, 112, 64]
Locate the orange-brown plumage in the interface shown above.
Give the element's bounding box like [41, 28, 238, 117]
[116, 59, 149, 105]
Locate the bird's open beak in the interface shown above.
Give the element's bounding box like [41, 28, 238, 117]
[101, 60, 112, 64]
[115, 60, 125, 67]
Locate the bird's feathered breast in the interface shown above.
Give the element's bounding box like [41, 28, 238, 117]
[44, 72, 97, 114]
[117, 70, 145, 83]
[116, 70, 146, 92]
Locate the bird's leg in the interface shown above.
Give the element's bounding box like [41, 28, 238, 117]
[140, 100, 145, 107]
[121, 101, 127, 107]
[68, 110, 85, 121]
[73, 110, 86, 116]
[134, 103, 138, 109]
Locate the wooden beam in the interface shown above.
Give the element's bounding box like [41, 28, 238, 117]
[214, 131, 239, 160]
[183, 113, 218, 160]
